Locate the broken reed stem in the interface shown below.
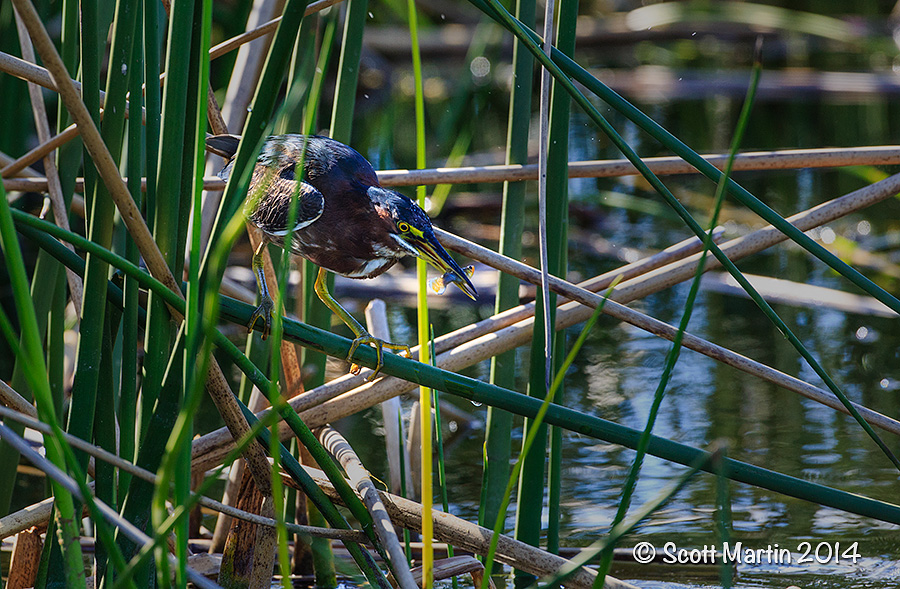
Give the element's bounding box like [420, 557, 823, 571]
[0, 150, 41, 177]
[318, 426, 418, 589]
[8, 145, 900, 192]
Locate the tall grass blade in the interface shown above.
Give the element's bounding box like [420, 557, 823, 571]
[515, 0, 557, 575]
[545, 0, 577, 557]
[0, 166, 86, 588]
[430, 327, 457, 589]
[119, 4, 145, 494]
[406, 0, 433, 583]
[480, 0, 534, 542]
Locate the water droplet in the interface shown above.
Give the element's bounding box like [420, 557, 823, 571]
[121, 63, 127, 75]
[856, 326, 869, 341]
[368, 11, 373, 17]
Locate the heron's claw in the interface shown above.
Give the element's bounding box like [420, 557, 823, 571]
[347, 334, 410, 381]
[248, 295, 274, 340]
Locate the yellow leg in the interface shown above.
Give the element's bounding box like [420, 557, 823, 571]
[248, 240, 275, 339]
[314, 267, 410, 380]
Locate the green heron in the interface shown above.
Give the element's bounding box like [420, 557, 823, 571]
[207, 133, 477, 377]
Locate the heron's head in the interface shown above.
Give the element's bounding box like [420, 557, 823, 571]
[369, 187, 477, 300]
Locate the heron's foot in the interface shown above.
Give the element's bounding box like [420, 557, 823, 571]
[348, 334, 411, 381]
[248, 295, 274, 340]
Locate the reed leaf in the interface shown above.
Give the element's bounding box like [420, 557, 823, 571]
[515, 0, 557, 569]
[406, 0, 433, 583]
[0, 167, 85, 588]
[430, 328, 457, 589]
[480, 0, 534, 539]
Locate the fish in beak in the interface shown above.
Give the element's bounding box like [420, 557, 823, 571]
[405, 231, 478, 300]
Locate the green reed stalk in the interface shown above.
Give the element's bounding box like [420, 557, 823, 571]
[715, 449, 733, 589]
[0, 252, 59, 518]
[151, 0, 212, 585]
[546, 0, 577, 557]
[66, 0, 110, 478]
[398, 408, 412, 564]
[276, 16, 318, 135]
[269, 146, 309, 589]
[300, 0, 358, 390]
[142, 0, 195, 460]
[94, 304, 122, 584]
[596, 38, 762, 589]
[480, 0, 534, 539]
[406, 0, 434, 583]
[430, 329, 458, 589]
[0, 178, 85, 588]
[142, 0, 161, 237]
[119, 11, 144, 495]
[483, 301, 610, 589]
[302, 12, 338, 135]
[0, 0, 83, 521]
[474, 0, 900, 471]
[19, 211, 900, 531]
[68, 0, 137, 581]
[331, 0, 367, 139]
[299, 11, 337, 397]
[146, 0, 201, 581]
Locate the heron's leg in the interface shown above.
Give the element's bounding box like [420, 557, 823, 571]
[247, 240, 275, 339]
[313, 267, 410, 380]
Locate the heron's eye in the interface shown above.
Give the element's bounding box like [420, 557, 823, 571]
[397, 222, 411, 233]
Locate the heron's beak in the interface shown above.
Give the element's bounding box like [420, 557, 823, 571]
[406, 231, 478, 300]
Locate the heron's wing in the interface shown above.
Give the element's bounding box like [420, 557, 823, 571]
[246, 167, 325, 235]
[206, 134, 241, 159]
